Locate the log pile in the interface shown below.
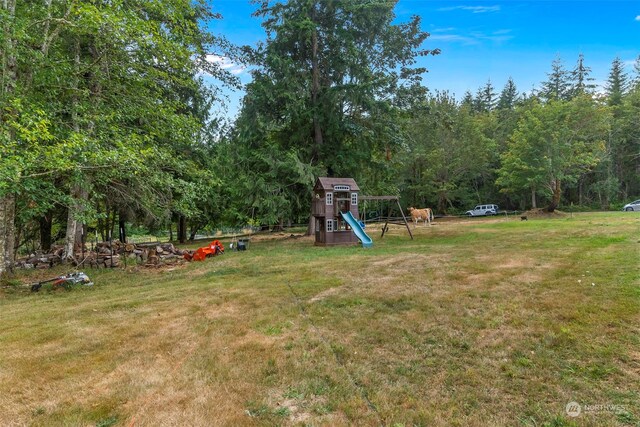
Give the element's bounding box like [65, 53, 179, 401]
[16, 245, 65, 269]
[15, 241, 191, 270]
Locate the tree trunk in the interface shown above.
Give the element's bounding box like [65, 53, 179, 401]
[102, 204, 112, 242]
[64, 38, 83, 261]
[41, 0, 52, 54]
[75, 219, 84, 246]
[438, 191, 447, 214]
[0, 195, 16, 276]
[0, 0, 17, 276]
[96, 201, 104, 242]
[306, 189, 316, 236]
[109, 208, 116, 240]
[118, 219, 126, 243]
[531, 187, 537, 209]
[1, 0, 17, 96]
[63, 184, 88, 260]
[178, 215, 187, 244]
[547, 179, 561, 212]
[188, 222, 201, 241]
[578, 179, 583, 206]
[39, 213, 53, 251]
[272, 218, 284, 232]
[306, 216, 315, 236]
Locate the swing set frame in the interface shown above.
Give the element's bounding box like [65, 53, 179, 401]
[360, 196, 413, 240]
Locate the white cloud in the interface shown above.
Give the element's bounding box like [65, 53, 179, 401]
[431, 27, 457, 33]
[204, 54, 246, 76]
[635, 15, 640, 21]
[429, 34, 475, 44]
[438, 5, 500, 13]
[429, 29, 513, 45]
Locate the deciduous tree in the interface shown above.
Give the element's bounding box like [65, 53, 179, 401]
[497, 97, 609, 211]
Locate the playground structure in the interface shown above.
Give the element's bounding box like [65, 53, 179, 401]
[312, 177, 413, 247]
[360, 196, 413, 240]
[312, 177, 372, 247]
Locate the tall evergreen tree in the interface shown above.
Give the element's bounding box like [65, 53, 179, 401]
[481, 79, 497, 111]
[633, 55, 640, 89]
[599, 56, 638, 204]
[569, 53, 596, 97]
[541, 55, 570, 101]
[497, 77, 518, 110]
[472, 80, 496, 112]
[606, 57, 628, 106]
[473, 86, 486, 112]
[233, 0, 438, 230]
[461, 90, 474, 109]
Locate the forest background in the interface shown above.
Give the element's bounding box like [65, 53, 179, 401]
[1, 0, 638, 274]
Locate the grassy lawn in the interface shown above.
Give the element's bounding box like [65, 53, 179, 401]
[1, 212, 638, 426]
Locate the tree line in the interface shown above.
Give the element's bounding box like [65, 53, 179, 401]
[222, 1, 639, 228]
[0, 0, 240, 274]
[1, 0, 639, 274]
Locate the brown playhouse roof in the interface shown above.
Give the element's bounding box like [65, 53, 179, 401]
[314, 177, 360, 192]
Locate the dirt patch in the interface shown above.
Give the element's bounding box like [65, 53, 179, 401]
[266, 389, 336, 425]
[475, 254, 557, 271]
[308, 252, 450, 303]
[203, 302, 239, 320]
[308, 286, 345, 303]
[369, 253, 430, 267]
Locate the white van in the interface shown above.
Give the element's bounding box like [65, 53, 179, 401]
[465, 204, 499, 216]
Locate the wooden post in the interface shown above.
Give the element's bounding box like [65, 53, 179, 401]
[396, 198, 413, 240]
[381, 202, 390, 238]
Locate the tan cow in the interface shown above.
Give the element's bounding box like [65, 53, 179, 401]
[408, 207, 433, 227]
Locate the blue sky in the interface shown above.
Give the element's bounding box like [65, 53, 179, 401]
[206, 0, 640, 119]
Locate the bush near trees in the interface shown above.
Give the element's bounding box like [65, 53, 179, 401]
[1, 0, 639, 274]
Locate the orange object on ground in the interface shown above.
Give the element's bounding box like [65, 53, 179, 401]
[183, 240, 224, 262]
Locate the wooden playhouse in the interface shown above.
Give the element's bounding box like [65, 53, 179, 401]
[311, 177, 361, 246]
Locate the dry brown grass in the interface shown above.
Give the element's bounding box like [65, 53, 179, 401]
[0, 212, 638, 426]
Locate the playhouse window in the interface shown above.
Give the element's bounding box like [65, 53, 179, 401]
[326, 192, 333, 205]
[351, 192, 358, 206]
[334, 185, 350, 191]
[326, 219, 334, 232]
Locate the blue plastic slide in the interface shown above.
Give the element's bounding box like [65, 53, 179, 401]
[340, 211, 373, 248]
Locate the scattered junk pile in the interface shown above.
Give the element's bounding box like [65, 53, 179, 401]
[30, 272, 94, 292]
[183, 240, 225, 261]
[15, 239, 225, 270]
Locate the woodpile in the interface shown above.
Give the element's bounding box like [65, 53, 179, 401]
[17, 245, 64, 269]
[15, 241, 191, 270]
